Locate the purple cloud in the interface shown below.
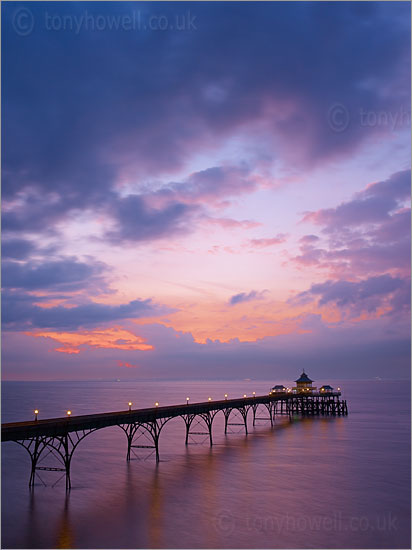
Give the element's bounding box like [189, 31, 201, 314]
[2, 257, 108, 292]
[1, 238, 37, 260]
[229, 290, 266, 306]
[157, 166, 258, 205]
[249, 234, 288, 248]
[2, 292, 171, 331]
[105, 194, 197, 243]
[2, 2, 410, 244]
[303, 170, 410, 231]
[292, 275, 410, 318]
[2, 314, 410, 381]
[299, 235, 319, 245]
[294, 170, 411, 279]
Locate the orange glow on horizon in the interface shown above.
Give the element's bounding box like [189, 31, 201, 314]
[132, 299, 347, 343]
[23, 297, 388, 355]
[26, 326, 154, 354]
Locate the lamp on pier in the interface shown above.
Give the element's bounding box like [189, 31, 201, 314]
[128, 402, 132, 411]
[208, 397, 212, 402]
[67, 410, 72, 417]
[34, 409, 39, 421]
[243, 394, 247, 398]
[337, 387, 341, 391]
[186, 397, 190, 405]
[224, 394, 228, 400]
[155, 402, 159, 407]
[252, 392, 256, 397]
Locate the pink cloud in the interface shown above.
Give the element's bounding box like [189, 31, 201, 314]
[117, 360, 138, 368]
[293, 170, 411, 279]
[249, 234, 288, 248]
[205, 217, 261, 229]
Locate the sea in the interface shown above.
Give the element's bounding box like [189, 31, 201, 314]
[1, 379, 411, 549]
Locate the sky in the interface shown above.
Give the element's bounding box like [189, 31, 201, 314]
[2, 1, 411, 381]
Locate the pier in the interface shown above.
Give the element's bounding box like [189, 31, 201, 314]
[2, 390, 347, 490]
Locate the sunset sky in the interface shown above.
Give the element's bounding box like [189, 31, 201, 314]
[2, 1, 411, 380]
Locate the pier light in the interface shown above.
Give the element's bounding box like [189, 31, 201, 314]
[252, 392, 256, 397]
[337, 387, 341, 391]
[243, 394, 247, 398]
[67, 410, 72, 417]
[128, 402, 132, 411]
[34, 409, 39, 421]
[155, 402, 159, 407]
[208, 397, 212, 401]
[186, 397, 190, 405]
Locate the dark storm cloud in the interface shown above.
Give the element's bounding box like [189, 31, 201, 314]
[2, 1, 410, 238]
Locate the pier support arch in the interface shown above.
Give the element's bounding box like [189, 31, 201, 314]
[119, 417, 172, 463]
[16, 429, 98, 490]
[223, 406, 250, 435]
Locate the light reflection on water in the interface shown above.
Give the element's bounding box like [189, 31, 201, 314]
[2, 379, 410, 548]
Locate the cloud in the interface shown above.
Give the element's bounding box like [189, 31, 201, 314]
[299, 235, 319, 244]
[157, 166, 258, 205]
[291, 274, 410, 318]
[294, 170, 411, 278]
[229, 290, 267, 306]
[204, 217, 261, 230]
[249, 234, 288, 248]
[302, 170, 410, 231]
[2, 292, 172, 331]
[103, 165, 263, 243]
[291, 170, 411, 321]
[1, 3, 410, 382]
[117, 361, 139, 368]
[105, 194, 198, 243]
[1, 238, 38, 260]
[1, 257, 108, 291]
[29, 327, 153, 354]
[2, 2, 410, 242]
[3, 314, 410, 381]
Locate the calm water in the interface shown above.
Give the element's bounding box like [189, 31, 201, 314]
[1, 379, 410, 549]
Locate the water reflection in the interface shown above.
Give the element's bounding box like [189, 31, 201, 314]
[56, 494, 74, 549]
[147, 468, 163, 549]
[21, 416, 339, 550]
[25, 489, 39, 549]
[4, 380, 410, 549]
